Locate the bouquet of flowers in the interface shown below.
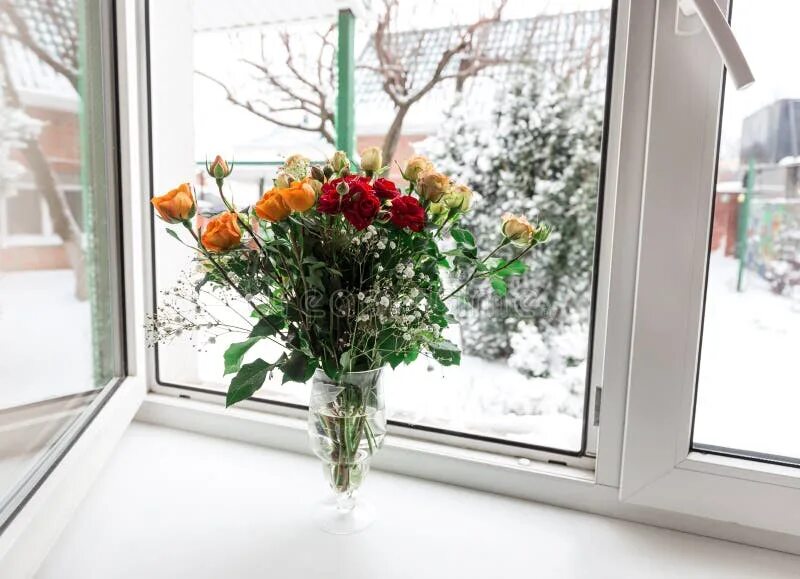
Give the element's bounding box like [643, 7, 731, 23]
[147, 147, 548, 531]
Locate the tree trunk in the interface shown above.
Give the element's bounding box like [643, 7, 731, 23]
[22, 140, 88, 301]
[381, 106, 410, 165]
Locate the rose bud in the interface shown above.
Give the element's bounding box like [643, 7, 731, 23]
[254, 188, 292, 222]
[403, 155, 433, 181]
[360, 146, 383, 174]
[323, 165, 335, 179]
[330, 151, 350, 174]
[208, 155, 232, 180]
[308, 179, 323, 197]
[417, 170, 450, 202]
[281, 179, 316, 212]
[311, 165, 325, 182]
[201, 212, 242, 252]
[500, 212, 535, 247]
[274, 172, 291, 189]
[152, 182, 196, 224]
[336, 181, 350, 196]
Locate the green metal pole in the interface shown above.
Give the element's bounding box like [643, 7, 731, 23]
[736, 159, 754, 292]
[336, 9, 356, 158]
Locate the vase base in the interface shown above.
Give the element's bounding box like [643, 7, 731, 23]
[313, 496, 376, 534]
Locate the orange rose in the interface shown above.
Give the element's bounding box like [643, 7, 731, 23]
[254, 188, 292, 222]
[152, 183, 195, 223]
[281, 179, 317, 212]
[201, 212, 242, 252]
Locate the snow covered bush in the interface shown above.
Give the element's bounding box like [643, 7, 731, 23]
[423, 73, 605, 372]
[0, 82, 41, 183]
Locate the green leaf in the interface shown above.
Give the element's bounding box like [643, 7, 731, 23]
[282, 350, 316, 384]
[250, 314, 285, 338]
[494, 259, 526, 278]
[223, 337, 260, 376]
[226, 358, 269, 406]
[404, 347, 420, 364]
[339, 349, 353, 372]
[165, 227, 181, 242]
[430, 339, 461, 366]
[490, 276, 508, 297]
[450, 226, 475, 248]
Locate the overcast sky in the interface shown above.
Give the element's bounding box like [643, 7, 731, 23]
[718, 1, 800, 163]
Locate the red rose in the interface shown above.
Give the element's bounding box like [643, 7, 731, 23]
[317, 189, 342, 214]
[373, 178, 399, 200]
[344, 190, 381, 230]
[318, 178, 347, 214]
[389, 195, 425, 232]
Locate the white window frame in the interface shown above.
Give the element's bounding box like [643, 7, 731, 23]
[0, 0, 149, 572]
[618, 0, 800, 537]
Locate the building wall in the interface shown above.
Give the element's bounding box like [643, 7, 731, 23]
[1, 106, 80, 271]
[711, 192, 739, 256]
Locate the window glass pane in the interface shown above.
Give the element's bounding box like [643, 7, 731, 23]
[694, 1, 800, 463]
[0, 0, 122, 516]
[152, 0, 614, 453]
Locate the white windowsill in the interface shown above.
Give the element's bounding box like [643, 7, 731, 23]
[37, 422, 800, 578]
[130, 394, 800, 555]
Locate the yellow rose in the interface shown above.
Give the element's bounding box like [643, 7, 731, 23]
[417, 170, 450, 202]
[404, 155, 433, 181]
[281, 179, 317, 212]
[441, 183, 473, 211]
[360, 146, 383, 173]
[254, 188, 292, 222]
[500, 213, 535, 247]
[152, 183, 195, 224]
[201, 212, 242, 253]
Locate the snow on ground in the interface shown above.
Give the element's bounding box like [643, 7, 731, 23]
[694, 252, 800, 458]
[168, 318, 586, 451]
[0, 269, 93, 410]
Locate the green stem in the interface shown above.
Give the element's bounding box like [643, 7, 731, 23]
[183, 222, 289, 342]
[442, 238, 511, 301]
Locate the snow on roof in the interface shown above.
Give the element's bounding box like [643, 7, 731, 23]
[355, 9, 611, 133]
[193, 0, 366, 33]
[356, 9, 611, 106]
[1, 0, 78, 108]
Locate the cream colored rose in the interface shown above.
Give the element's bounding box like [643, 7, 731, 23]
[330, 150, 350, 173]
[501, 212, 535, 246]
[360, 146, 383, 173]
[283, 154, 310, 181]
[404, 155, 433, 181]
[417, 170, 450, 202]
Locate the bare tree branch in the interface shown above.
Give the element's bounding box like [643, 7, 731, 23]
[195, 0, 509, 162]
[195, 70, 335, 145]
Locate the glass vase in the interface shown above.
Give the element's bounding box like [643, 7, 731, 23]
[307, 368, 386, 534]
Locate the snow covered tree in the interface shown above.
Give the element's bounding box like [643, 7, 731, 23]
[0, 86, 40, 183]
[425, 73, 604, 367]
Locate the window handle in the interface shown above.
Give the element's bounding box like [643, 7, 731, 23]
[677, 0, 754, 89]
